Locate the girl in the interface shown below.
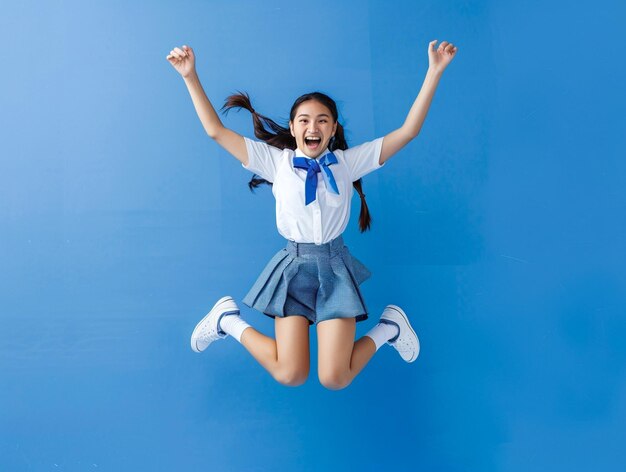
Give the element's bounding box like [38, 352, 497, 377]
[167, 40, 457, 389]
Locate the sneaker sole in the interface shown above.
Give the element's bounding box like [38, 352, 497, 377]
[190, 295, 235, 353]
[386, 305, 420, 362]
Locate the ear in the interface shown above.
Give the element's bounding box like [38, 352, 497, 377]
[289, 121, 295, 137]
[332, 122, 337, 136]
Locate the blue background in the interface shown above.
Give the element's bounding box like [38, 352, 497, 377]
[1, 0, 625, 470]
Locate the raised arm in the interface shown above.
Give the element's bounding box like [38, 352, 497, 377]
[167, 45, 248, 166]
[379, 40, 458, 165]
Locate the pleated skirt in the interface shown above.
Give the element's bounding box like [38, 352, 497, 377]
[242, 235, 371, 325]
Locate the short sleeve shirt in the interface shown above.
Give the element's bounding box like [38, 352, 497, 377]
[242, 137, 385, 245]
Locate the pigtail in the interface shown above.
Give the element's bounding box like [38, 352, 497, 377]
[332, 123, 372, 232]
[222, 91, 297, 190]
[331, 122, 348, 151]
[222, 91, 295, 149]
[353, 179, 372, 232]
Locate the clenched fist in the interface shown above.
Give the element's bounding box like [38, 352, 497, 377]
[167, 45, 196, 78]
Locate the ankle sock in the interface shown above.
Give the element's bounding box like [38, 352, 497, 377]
[218, 313, 251, 343]
[365, 322, 400, 351]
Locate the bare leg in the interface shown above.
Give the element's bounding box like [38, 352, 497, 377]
[317, 318, 377, 390]
[240, 315, 310, 386]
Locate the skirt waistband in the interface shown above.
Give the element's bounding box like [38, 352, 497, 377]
[286, 236, 345, 257]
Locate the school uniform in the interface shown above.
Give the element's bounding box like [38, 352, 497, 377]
[241, 136, 386, 325]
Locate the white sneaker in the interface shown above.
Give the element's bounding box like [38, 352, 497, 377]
[380, 305, 420, 363]
[190, 296, 240, 353]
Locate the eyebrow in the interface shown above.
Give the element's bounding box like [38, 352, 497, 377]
[297, 113, 331, 118]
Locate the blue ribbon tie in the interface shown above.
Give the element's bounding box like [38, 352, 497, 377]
[292, 152, 340, 205]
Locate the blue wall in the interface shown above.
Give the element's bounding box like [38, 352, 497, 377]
[1, 0, 625, 470]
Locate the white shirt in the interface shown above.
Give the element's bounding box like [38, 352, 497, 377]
[242, 136, 385, 245]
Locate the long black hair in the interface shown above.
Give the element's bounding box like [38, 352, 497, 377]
[221, 91, 372, 232]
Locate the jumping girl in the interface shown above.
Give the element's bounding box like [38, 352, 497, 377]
[167, 40, 457, 389]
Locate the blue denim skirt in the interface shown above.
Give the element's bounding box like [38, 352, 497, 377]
[242, 235, 371, 325]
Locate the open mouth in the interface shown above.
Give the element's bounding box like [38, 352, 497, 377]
[304, 136, 322, 151]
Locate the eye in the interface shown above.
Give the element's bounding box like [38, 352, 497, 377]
[320, 119, 327, 123]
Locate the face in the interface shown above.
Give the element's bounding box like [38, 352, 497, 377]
[289, 100, 338, 158]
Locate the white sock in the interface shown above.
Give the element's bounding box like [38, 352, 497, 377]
[219, 313, 252, 343]
[365, 322, 399, 351]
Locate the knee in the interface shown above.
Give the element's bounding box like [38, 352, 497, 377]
[274, 365, 309, 387]
[318, 369, 352, 391]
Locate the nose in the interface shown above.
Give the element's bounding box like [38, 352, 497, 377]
[307, 122, 318, 133]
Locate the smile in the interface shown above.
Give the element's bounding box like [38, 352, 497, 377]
[304, 136, 322, 150]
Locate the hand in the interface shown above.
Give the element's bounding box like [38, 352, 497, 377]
[428, 40, 458, 73]
[166, 45, 196, 78]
